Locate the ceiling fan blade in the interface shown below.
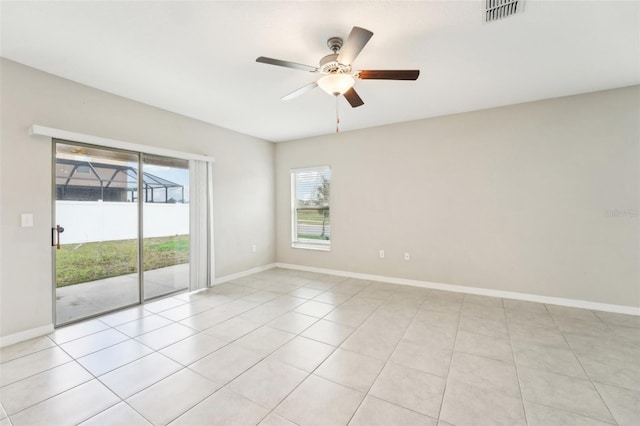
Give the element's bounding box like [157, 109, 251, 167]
[337, 26, 374, 65]
[343, 88, 364, 108]
[256, 56, 318, 72]
[281, 81, 319, 101]
[358, 70, 420, 80]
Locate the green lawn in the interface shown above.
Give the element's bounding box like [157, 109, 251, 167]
[297, 210, 330, 241]
[298, 234, 330, 241]
[298, 210, 328, 223]
[56, 235, 189, 287]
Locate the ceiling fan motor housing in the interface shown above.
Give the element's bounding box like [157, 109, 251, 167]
[319, 53, 352, 74]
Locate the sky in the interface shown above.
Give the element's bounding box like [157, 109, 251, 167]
[296, 169, 330, 203]
[141, 164, 190, 203]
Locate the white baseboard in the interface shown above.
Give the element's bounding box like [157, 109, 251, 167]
[214, 263, 278, 285]
[0, 324, 54, 348]
[275, 263, 640, 316]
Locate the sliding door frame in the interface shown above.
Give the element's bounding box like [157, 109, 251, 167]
[40, 125, 215, 328]
[137, 153, 145, 304]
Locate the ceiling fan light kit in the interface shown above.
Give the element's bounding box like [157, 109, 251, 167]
[318, 74, 355, 96]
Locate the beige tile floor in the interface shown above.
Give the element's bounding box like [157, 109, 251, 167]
[1, 268, 639, 426]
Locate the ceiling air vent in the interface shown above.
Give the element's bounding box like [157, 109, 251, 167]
[485, 0, 522, 22]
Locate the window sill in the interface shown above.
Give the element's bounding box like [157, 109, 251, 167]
[291, 242, 331, 252]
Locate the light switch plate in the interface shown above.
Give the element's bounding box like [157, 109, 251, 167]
[21, 213, 34, 228]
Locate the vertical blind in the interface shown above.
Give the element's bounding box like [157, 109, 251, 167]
[189, 160, 215, 290]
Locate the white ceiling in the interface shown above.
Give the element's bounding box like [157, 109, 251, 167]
[1, 1, 638, 142]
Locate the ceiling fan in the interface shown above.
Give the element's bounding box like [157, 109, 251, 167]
[256, 26, 420, 108]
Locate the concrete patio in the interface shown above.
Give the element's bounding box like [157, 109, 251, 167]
[55, 263, 189, 324]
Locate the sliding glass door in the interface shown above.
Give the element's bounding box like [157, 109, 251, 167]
[54, 142, 141, 324]
[142, 154, 189, 300]
[53, 141, 191, 325]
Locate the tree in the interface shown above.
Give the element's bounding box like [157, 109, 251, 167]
[315, 176, 330, 239]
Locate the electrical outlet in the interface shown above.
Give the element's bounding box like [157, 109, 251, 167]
[252, 244, 257, 253]
[379, 250, 385, 259]
[404, 252, 410, 261]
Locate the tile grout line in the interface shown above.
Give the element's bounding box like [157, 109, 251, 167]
[3, 362, 121, 423]
[433, 293, 464, 423]
[86, 287, 301, 426]
[173, 279, 365, 424]
[261, 284, 381, 425]
[53, 324, 142, 424]
[508, 308, 631, 383]
[241, 290, 360, 422]
[3, 273, 325, 425]
[503, 296, 529, 426]
[50, 295, 251, 425]
[343, 296, 431, 425]
[4, 270, 636, 426]
[2, 331, 119, 414]
[550, 307, 621, 425]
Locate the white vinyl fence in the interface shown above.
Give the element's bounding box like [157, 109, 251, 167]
[56, 201, 189, 244]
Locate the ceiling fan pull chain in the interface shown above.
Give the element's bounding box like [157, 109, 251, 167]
[336, 95, 340, 133]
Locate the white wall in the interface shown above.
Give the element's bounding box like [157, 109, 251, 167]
[0, 59, 275, 339]
[1, 57, 637, 344]
[275, 86, 640, 308]
[56, 201, 189, 244]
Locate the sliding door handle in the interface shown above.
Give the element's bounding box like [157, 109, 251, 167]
[52, 225, 65, 249]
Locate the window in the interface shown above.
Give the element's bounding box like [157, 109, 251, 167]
[291, 166, 331, 250]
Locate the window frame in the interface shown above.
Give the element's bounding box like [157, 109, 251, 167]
[290, 166, 331, 251]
